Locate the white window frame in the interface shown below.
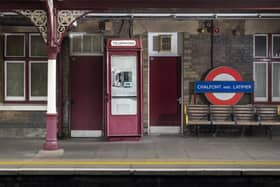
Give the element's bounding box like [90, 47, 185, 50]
[70, 33, 104, 56]
[29, 61, 48, 101]
[29, 33, 47, 58]
[272, 34, 280, 58]
[4, 33, 25, 57]
[253, 34, 268, 58]
[253, 61, 268, 102]
[148, 32, 178, 56]
[4, 61, 26, 101]
[272, 62, 280, 102]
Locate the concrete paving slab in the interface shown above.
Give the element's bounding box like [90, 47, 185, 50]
[0, 136, 280, 175]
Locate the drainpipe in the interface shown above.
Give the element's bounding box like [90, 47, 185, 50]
[210, 20, 214, 68]
[43, 46, 60, 150]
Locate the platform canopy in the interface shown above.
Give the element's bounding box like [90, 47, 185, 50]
[1, 0, 280, 12]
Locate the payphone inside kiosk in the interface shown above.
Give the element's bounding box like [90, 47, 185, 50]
[106, 39, 143, 140]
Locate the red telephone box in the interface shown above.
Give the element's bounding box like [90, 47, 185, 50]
[106, 39, 143, 140]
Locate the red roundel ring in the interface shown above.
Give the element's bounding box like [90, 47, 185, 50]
[205, 66, 243, 105]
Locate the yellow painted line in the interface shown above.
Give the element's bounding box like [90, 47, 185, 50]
[0, 160, 280, 166]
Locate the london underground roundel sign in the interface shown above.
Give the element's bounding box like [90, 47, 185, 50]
[205, 66, 243, 105]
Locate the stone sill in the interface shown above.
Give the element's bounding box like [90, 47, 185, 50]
[0, 104, 47, 111]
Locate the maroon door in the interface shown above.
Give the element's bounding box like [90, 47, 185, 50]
[150, 56, 181, 126]
[71, 56, 103, 132]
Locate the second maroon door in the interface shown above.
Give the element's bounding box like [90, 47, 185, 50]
[71, 56, 103, 132]
[150, 56, 181, 126]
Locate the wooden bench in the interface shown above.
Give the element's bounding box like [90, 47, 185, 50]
[187, 105, 210, 136]
[210, 105, 234, 125]
[233, 105, 258, 125]
[233, 105, 259, 136]
[255, 105, 280, 138]
[210, 105, 235, 136]
[188, 105, 210, 125]
[186, 104, 280, 138]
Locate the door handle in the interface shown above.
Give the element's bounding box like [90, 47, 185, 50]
[177, 97, 183, 104]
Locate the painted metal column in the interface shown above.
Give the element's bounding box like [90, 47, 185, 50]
[43, 47, 59, 150]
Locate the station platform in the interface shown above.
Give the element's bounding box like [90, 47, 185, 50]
[1, 135, 280, 176]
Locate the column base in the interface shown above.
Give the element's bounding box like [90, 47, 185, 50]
[43, 114, 59, 151]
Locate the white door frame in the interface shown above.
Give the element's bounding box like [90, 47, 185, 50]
[147, 32, 183, 135]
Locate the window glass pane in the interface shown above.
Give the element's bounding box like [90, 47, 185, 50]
[254, 35, 267, 57]
[30, 35, 47, 57]
[273, 36, 280, 57]
[254, 63, 267, 97]
[153, 36, 159, 51]
[111, 56, 137, 115]
[92, 35, 102, 53]
[160, 35, 172, 51]
[71, 35, 82, 54]
[83, 35, 92, 53]
[6, 35, 25, 57]
[31, 63, 47, 97]
[6, 63, 24, 97]
[273, 63, 280, 98]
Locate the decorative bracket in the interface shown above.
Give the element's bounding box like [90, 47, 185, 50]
[15, 10, 48, 43]
[57, 10, 89, 44]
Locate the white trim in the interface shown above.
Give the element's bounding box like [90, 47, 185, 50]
[150, 126, 181, 134]
[148, 32, 178, 56]
[147, 57, 150, 135]
[272, 62, 280, 102]
[3, 12, 280, 19]
[4, 33, 25, 57]
[29, 33, 47, 58]
[29, 61, 48, 101]
[253, 34, 268, 58]
[272, 34, 280, 58]
[86, 13, 280, 19]
[4, 61, 26, 101]
[253, 61, 268, 102]
[69, 33, 104, 56]
[0, 104, 47, 111]
[147, 32, 180, 134]
[47, 59, 57, 114]
[71, 130, 103, 137]
[180, 49, 184, 135]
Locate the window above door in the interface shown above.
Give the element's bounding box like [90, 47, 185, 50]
[148, 32, 178, 56]
[70, 33, 104, 56]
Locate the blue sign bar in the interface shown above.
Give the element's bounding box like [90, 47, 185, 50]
[194, 81, 254, 93]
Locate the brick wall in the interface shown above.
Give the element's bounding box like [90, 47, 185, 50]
[60, 38, 71, 137]
[183, 33, 253, 105]
[0, 111, 45, 137]
[139, 33, 149, 129]
[0, 35, 3, 102]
